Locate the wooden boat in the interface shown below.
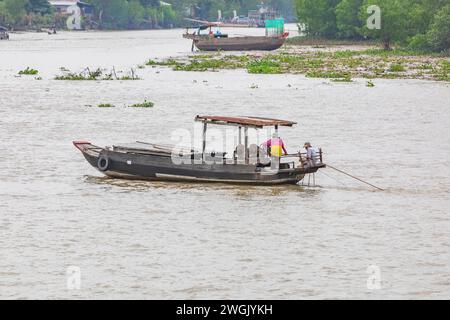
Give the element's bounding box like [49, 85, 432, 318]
[0, 26, 9, 40]
[183, 33, 287, 51]
[183, 18, 287, 52]
[73, 116, 325, 185]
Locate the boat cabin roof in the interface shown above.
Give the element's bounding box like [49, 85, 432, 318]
[195, 115, 296, 128]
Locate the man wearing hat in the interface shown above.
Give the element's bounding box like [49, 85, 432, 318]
[304, 142, 317, 168]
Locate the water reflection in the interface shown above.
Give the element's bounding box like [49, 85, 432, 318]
[83, 174, 323, 198]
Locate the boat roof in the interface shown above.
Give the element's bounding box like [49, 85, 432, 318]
[195, 115, 296, 128]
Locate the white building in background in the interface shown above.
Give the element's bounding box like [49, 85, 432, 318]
[49, 0, 94, 15]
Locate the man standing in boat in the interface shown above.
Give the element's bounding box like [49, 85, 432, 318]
[262, 133, 288, 170]
[263, 133, 288, 158]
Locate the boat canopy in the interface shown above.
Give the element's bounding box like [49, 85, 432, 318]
[195, 115, 296, 128]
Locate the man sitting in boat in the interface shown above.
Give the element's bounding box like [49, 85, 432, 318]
[303, 142, 317, 168]
[263, 133, 288, 157]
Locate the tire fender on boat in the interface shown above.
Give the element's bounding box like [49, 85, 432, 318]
[97, 155, 109, 171]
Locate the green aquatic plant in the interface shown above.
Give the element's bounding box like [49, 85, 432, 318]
[128, 100, 154, 108]
[331, 76, 353, 82]
[172, 58, 240, 72]
[441, 60, 450, 72]
[433, 64, 450, 81]
[97, 103, 115, 108]
[55, 67, 139, 81]
[18, 67, 39, 75]
[55, 73, 89, 80]
[55, 68, 104, 80]
[419, 63, 433, 70]
[306, 71, 351, 79]
[146, 59, 182, 67]
[246, 59, 282, 74]
[389, 63, 406, 72]
[144, 50, 449, 82]
[366, 80, 375, 87]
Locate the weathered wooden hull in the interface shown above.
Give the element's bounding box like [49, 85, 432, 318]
[184, 34, 286, 51]
[74, 142, 324, 185]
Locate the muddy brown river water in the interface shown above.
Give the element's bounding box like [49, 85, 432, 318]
[0, 28, 449, 299]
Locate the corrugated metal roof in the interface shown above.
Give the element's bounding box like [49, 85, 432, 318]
[49, 0, 78, 6]
[195, 115, 297, 127]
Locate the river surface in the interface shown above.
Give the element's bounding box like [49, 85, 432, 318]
[0, 28, 449, 299]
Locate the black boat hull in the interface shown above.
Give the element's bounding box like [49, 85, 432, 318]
[74, 142, 324, 185]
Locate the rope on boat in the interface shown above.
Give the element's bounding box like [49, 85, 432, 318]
[326, 164, 384, 191]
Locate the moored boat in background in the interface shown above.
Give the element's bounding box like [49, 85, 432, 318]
[0, 26, 9, 40]
[183, 18, 288, 51]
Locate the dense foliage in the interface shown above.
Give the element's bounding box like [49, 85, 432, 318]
[295, 0, 450, 52]
[0, 0, 295, 29]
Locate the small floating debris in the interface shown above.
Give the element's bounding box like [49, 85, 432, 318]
[97, 103, 115, 108]
[331, 76, 353, 83]
[366, 80, 375, 87]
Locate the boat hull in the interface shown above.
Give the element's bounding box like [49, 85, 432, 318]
[74, 142, 324, 186]
[184, 35, 286, 51]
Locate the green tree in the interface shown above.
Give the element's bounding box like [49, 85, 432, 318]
[426, 4, 450, 52]
[127, 0, 145, 27]
[296, 0, 340, 37]
[360, 0, 410, 50]
[335, 0, 363, 39]
[26, 0, 53, 15]
[3, 0, 28, 22]
[86, 0, 131, 28]
[139, 0, 160, 6]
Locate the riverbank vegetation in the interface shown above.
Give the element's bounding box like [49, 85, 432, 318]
[83, 0, 295, 29]
[147, 49, 450, 81]
[0, 0, 55, 29]
[294, 0, 450, 53]
[0, 0, 295, 30]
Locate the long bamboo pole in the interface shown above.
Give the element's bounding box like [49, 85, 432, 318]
[326, 165, 384, 191]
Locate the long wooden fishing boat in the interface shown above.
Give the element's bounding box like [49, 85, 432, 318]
[73, 116, 325, 185]
[183, 18, 287, 52]
[183, 33, 287, 51]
